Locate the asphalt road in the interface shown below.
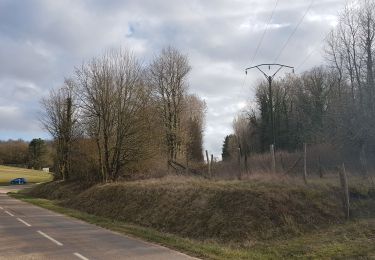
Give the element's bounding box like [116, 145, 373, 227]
[0, 186, 198, 260]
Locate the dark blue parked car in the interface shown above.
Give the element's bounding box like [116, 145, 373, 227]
[10, 178, 27, 185]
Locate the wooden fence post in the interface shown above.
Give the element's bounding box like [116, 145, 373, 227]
[206, 150, 211, 178]
[318, 155, 323, 178]
[303, 143, 307, 184]
[244, 152, 249, 174]
[270, 144, 276, 174]
[210, 154, 214, 179]
[238, 147, 242, 180]
[339, 163, 350, 220]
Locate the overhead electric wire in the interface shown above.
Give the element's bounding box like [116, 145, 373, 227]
[273, 0, 315, 64]
[296, 47, 318, 71]
[295, 0, 353, 72]
[238, 0, 280, 102]
[249, 0, 280, 66]
[296, 33, 331, 72]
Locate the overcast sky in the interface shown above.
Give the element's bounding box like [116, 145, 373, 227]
[0, 0, 346, 157]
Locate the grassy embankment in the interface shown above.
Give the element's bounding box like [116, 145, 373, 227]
[12, 175, 375, 259]
[0, 165, 52, 185]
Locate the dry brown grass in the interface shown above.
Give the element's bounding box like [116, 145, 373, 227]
[21, 170, 375, 260]
[28, 175, 364, 243]
[212, 144, 374, 181]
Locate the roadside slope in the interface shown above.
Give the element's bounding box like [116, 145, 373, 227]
[21, 177, 375, 259]
[28, 178, 348, 242]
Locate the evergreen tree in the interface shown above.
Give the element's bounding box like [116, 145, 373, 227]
[28, 138, 47, 170]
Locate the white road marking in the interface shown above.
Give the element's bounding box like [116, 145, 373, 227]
[5, 210, 14, 216]
[74, 252, 89, 260]
[17, 218, 31, 227]
[37, 231, 63, 246]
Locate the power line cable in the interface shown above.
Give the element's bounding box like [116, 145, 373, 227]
[250, 0, 280, 66]
[273, 0, 315, 63]
[238, 0, 280, 105]
[296, 33, 330, 72]
[295, 0, 353, 72]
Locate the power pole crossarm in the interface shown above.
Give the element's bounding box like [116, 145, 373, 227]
[244, 63, 294, 148]
[245, 64, 294, 79]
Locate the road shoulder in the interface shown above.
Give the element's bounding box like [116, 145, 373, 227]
[9, 193, 211, 259]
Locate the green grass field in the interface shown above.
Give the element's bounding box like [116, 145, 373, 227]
[0, 165, 52, 185]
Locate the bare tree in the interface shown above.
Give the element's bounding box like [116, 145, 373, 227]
[359, 0, 375, 114]
[75, 48, 150, 182]
[40, 80, 78, 181]
[326, 1, 375, 167]
[148, 46, 191, 164]
[182, 94, 206, 163]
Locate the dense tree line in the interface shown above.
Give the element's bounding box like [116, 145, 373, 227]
[0, 139, 51, 169]
[41, 46, 206, 182]
[0, 140, 29, 166]
[223, 1, 375, 172]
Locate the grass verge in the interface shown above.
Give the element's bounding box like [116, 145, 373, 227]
[26, 178, 348, 242]
[10, 190, 375, 260]
[10, 193, 248, 259]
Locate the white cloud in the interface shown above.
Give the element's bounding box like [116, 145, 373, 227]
[306, 13, 338, 27]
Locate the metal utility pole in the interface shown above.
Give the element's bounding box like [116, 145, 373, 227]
[245, 64, 294, 147]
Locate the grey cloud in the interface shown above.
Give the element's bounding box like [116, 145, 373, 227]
[0, 0, 346, 157]
[0, 105, 41, 133]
